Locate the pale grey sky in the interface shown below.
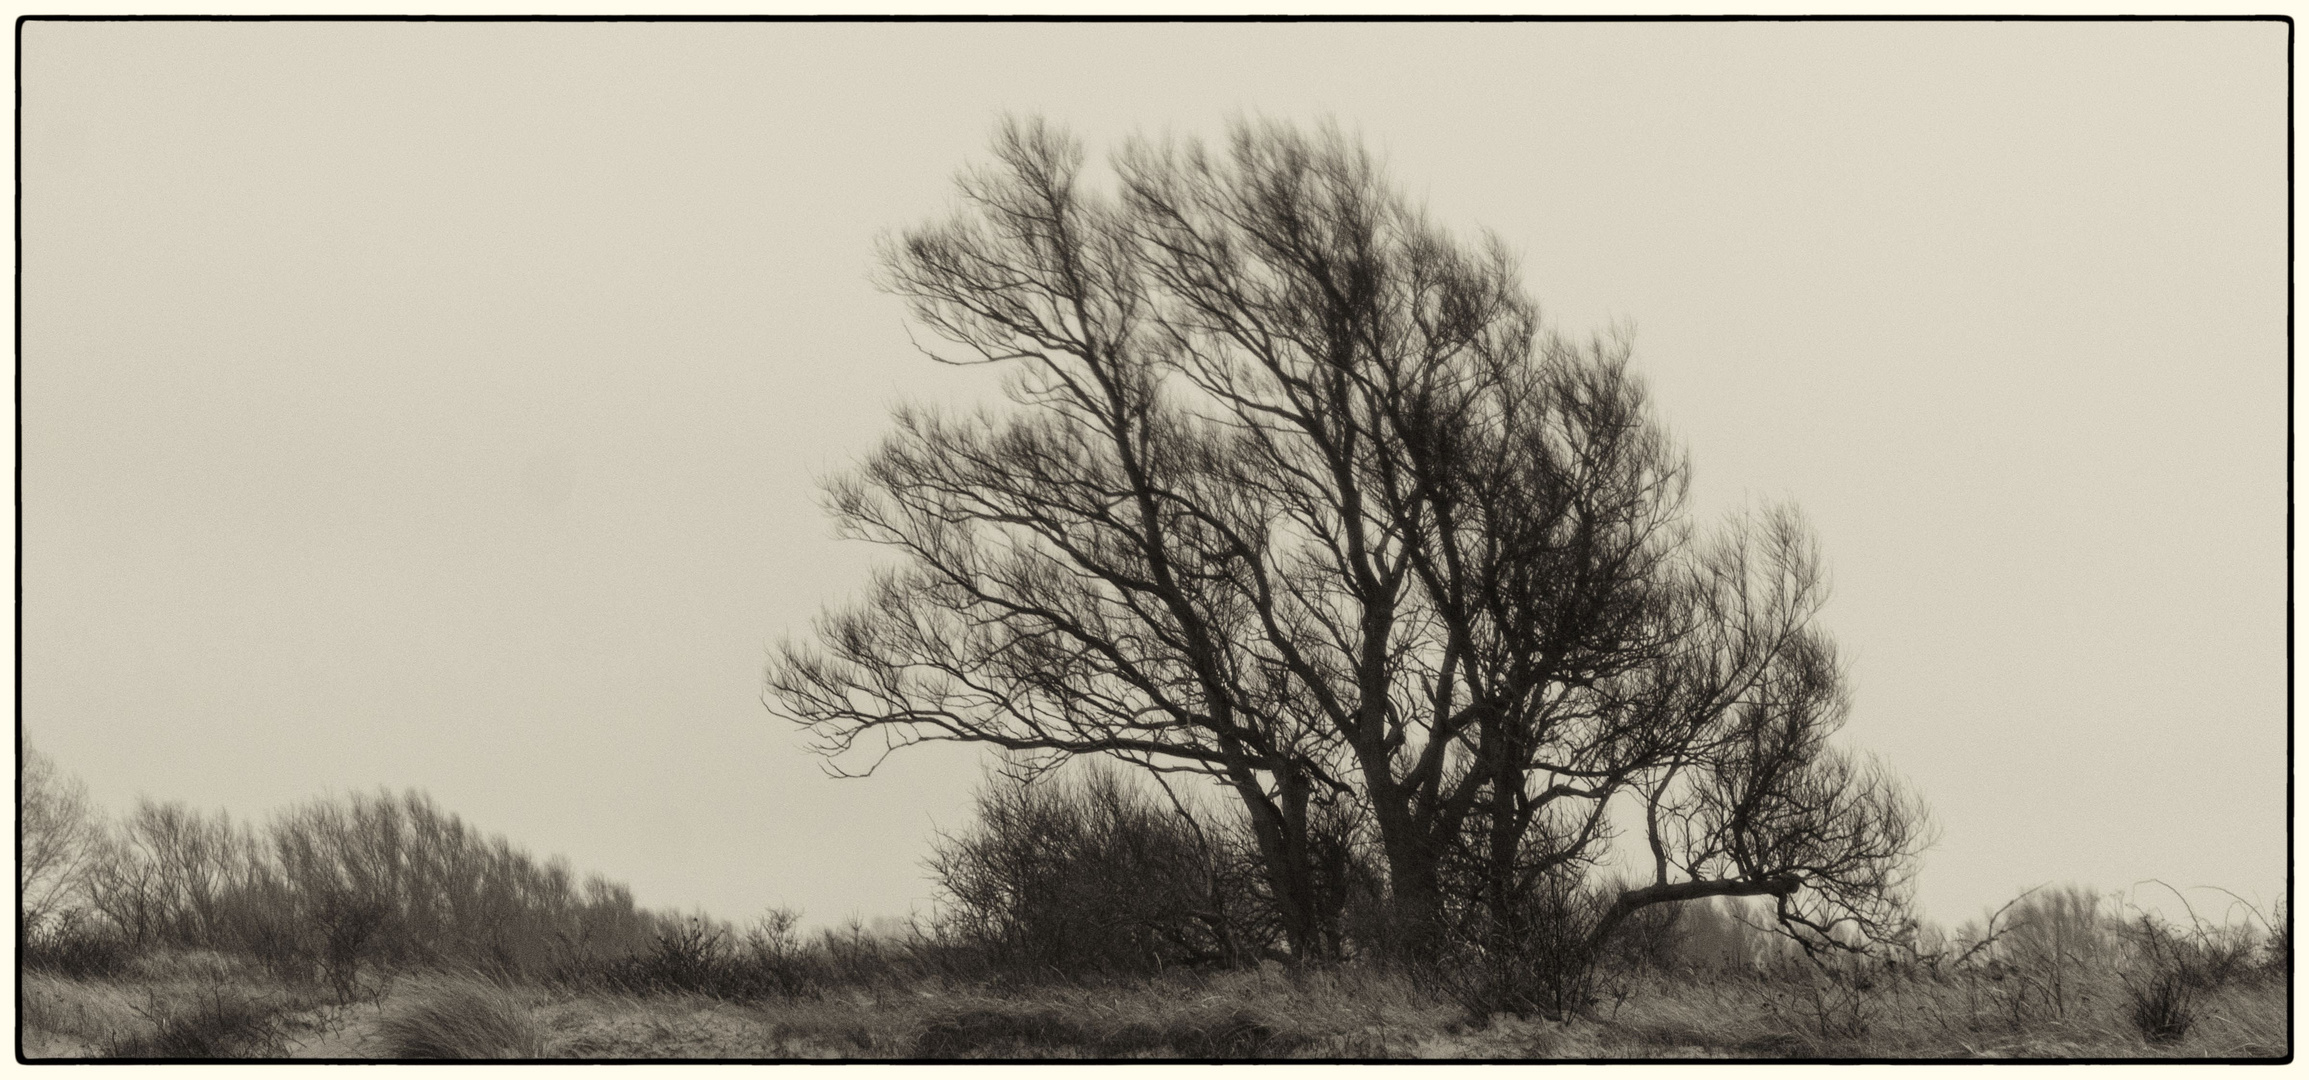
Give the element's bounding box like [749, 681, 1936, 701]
[20, 20, 2287, 930]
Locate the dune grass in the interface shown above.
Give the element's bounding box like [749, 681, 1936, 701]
[19, 932, 2288, 1061]
[373, 976, 548, 1059]
[21, 950, 336, 1060]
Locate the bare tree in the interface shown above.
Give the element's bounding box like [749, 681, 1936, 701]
[767, 116, 1927, 962]
[20, 742, 99, 931]
[79, 798, 254, 948]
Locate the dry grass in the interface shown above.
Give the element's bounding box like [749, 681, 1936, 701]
[19, 951, 347, 1060]
[532, 991, 782, 1058]
[1540, 962, 2289, 1060]
[19, 949, 2288, 1060]
[373, 976, 548, 1059]
[21, 973, 162, 1059]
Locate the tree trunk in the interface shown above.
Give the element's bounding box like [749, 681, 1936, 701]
[1358, 759, 1446, 961]
[1482, 721, 1523, 951]
[1231, 770, 1325, 962]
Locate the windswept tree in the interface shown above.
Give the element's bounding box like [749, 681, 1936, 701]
[767, 116, 1926, 962]
[21, 742, 99, 932]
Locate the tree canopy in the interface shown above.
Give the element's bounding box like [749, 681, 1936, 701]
[767, 116, 1926, 962]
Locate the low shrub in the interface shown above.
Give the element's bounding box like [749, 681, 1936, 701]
[591, 911, 826, 1001]
[1437, 875, 1612, 1022]
[73, 789, 658, 987]
[22, 910, 136, 979]
[99, 985, 291, 1059]
[2117, 912, 2255, 1046]
[928, 767, 1272, 980]
[598, 918, 731, 996]
[2123, 969, 2196, 1045]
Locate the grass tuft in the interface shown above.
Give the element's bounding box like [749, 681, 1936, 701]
[2123, 972, 2196, 1045]
[374, 977, 546, 1059]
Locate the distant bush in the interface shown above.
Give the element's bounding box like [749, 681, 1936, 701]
[805, 915, 923, 988]
[21, 744, 100, 935]
[9, 752, 674, 996]
[927, 767, 1274, 980]
[256, 790, 656, 980]
[59, 785, 659, 989]
[2005, 886, 2112, 966]
[583, 908, 937, 1003]
[598, 915, 771, 999]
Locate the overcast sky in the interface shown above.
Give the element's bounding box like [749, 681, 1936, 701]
[21, 20, 2287, 930]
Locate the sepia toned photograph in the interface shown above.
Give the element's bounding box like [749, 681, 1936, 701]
[17, 16, 2289, 1062]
